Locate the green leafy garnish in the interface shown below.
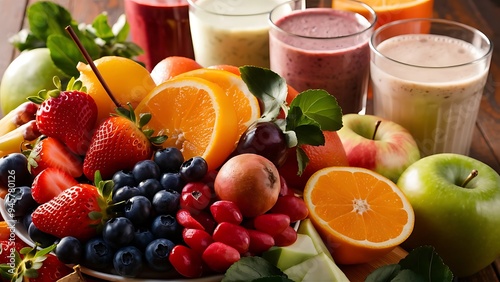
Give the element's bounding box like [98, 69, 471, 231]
[9, 1, 143, 78]
[222, 256, 294, 282]
[366, 246, 454, 282]
[239, 66, 343, 175]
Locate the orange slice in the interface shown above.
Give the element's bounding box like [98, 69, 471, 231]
[303, 166, 414, 265]
[135, 76, 238, 171]
[176, 68, 261, 140]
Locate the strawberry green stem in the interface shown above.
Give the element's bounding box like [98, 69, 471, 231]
[65, 25, 121, 108]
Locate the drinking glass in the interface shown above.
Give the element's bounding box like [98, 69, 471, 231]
[269, 0, 377, 114]
[370, 18, 493, 156]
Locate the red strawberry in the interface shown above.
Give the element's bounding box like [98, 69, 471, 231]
[31, 181, 111, 242]
[30, 79, 97, 156]
[31, 167, 78, 204]
[83, 105, 166, 180]
[0, 239, 28, 264]
[0, 244, 72, 282]
[27, 137, 83, 178]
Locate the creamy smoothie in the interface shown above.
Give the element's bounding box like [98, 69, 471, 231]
[269, 8, 373, 114]
[371, 34, 490, 156]
[188, 0, 285, 67]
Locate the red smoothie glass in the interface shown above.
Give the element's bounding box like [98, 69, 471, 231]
[125, 0, 195, 71]
[269, 0, 376, 114]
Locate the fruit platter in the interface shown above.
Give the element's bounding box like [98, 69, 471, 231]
[1, 1, 500, 282]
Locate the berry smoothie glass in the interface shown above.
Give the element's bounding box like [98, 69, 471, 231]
[370, 19, 493, 156]
[269, 0, 376, 114]
[124, 0, 195, 71]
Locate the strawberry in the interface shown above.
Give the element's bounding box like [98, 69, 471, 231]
[27, 137, 83, 178]
[29, 77, 97, 156]
[83, 104, 166, 180]
[0, 239, 28, 264]
[0, 244, 72, 282]
[31, 167, 78, 204]
[30, 178, 113, 242]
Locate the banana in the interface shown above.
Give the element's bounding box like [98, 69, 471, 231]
[0, 102, 38, 137]
[0, 120, 40, 157]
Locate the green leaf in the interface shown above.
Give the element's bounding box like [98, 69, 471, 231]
[252, 276, 294, 282]
[289, 90, 343, 131]
[222, 256, 287, 282]
[46, 35, 85, 77]
[294, 125, 325, 146]
[295, 146, 309, 176]
[366, 264, 401, 282]
[113, 14, 130, 42]
[391, 269, 428, 282]
[239, 66, 287, 121]
[9, 29, 45, 51]
[26, 1, 74, 43]
[399, 246, 453, 282]
[92, 13, 115, 42]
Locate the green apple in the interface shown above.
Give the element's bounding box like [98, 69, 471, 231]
[297, 218, 333, 261]
[337, 114, 420, 183]
[262, 234, 318, 271]
[397, 153, 500, 277]
[284, 252, 349, 282]
[0, 48, 68, 116]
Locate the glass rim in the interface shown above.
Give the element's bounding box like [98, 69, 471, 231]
[268, 0, 377, 40]
[187, 0, 276, 17]
[369, 18, 494, 69]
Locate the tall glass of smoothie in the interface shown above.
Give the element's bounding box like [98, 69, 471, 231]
[187, 0, 287, 68]
[370, 18, 493, 156]
[124, 0, 195, 71]
[269, 0, 377, 114]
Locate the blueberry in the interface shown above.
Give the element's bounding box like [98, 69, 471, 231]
[22, 212, 32, 230]
[113, 246, 143, 277]
[132, 160, 161, 182]
[0, 153, 33, 188]
[102, 217, 135, 249]
[179, 157, 208, 182]
[153, 147, 184, 173]
[55, 236, 83, 264]
[112, 185, 141, 204]
[137, 178, 163, 200]
[112, 170, 136, 191]
[150, 215, 180, 239]
[152, 190, 180, 215]
[145, 238, 175, 272]
[133, 228, 155, 251]
[124, 196, 152, 226]
[159, 172, 185, 193]
[4, 186, 37, 218]
[83, 237, 114, 271]
[28, 222, 58, 248]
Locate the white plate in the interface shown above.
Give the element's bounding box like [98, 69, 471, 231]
[0, 198, 223, 282]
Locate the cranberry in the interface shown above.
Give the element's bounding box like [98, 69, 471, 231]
[202, 242, 240, 273]
[210, 200, 243, 225]
[253, 213, 290, 237]
[169, 245, 203, 278]
[247, 229, 275, 255]
[269, 195, 309, 222]
[180, 182, 213, 212]
[212, 222, 250, 254]
[273, 226, 297, 247]
[176, 209, 205, 230]
[182, 228, 213, 254]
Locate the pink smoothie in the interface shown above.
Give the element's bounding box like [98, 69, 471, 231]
[269, 8, 372, 114]
[125, 0, 195, 71]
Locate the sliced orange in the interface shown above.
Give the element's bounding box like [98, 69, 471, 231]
[175, 68, 261, 141]
[303, 166, 414, 265]
[135, 76, 238, 171]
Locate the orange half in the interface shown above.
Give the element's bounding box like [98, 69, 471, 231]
[135, 76, 238, 171]
[303, 166, 414, 264]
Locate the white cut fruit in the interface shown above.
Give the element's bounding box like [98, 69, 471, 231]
[261, 233, 318, 271]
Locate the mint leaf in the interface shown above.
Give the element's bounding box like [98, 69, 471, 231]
[92, 13, 116, 42]
[239, 66, 287, 122]
[366, 264, 401, 282]
[289, 89, 343, 131]
[112, 15, 130, 42]
[26, 1, 74, 43]
[222, 256, 288, 282]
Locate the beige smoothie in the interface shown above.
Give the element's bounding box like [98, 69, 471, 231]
[188, 0, 285, 67]
[371, 34, 490, 156]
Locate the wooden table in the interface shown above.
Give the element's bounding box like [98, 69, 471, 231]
[0, 0, 499, 281]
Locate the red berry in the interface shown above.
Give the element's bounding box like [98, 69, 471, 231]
[202, 242, 240, 273]
[279, 175, 294, 196]
[210, 200, 243, 225]
[176, 209, 205, 230]
[247, 229, 275, 255]
[191, 210, 217, 234]
[253, 213, 290, 236]
[182, 228, 214, 254]
[180, 182, 213, 212]
[169, 245, 203, 278]
[212, 222, 250, 254]
[269, 195, 309, 222]
[274, 226, 298, 247]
